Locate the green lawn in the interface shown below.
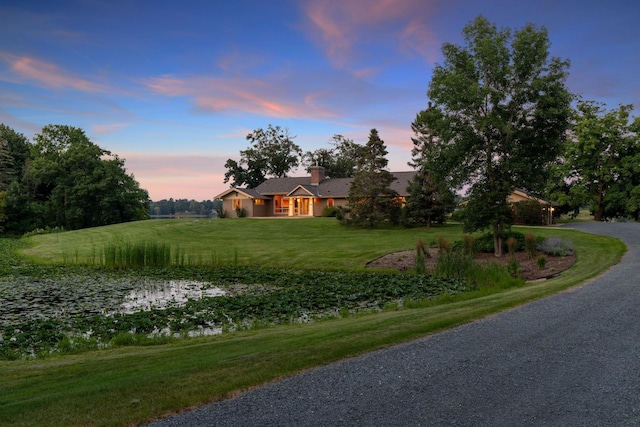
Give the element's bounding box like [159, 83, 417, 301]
[23, 218, 466, 270]
[1, 218, 626, 426]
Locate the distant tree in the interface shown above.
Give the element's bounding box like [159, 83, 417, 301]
[0, 124, 30, 191]
[550, 101, 639, 221]
[346, 129, 400, 226]
[24, 125, 149, 230]
[420, 16, 572, 255]
[303, 135, 363, 178]
[224, 124, 302, 188]
[402, 106, 455, 227]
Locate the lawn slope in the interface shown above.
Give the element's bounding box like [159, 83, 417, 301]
[1, 219, 626, 426]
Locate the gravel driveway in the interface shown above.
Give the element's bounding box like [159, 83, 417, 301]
[149, 222, 640, 426]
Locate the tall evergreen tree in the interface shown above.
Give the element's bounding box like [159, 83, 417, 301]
[346, 129, 399, 226]
[403, 106, 455, 227]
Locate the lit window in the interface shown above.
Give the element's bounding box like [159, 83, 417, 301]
[233, 199, 242, 210]
[255, 199, 264, 205]
[327, 198, 334, 207]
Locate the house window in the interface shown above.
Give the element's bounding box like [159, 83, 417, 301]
[327, 198, 334, 207]
[233, 199, 242, 210]
[255, 199, 264, 205]
[274, 195, 289, 214]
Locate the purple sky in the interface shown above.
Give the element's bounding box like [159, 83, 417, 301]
[1, 0, 638, 200]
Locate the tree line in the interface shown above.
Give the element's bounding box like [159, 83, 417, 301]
[149, 199, 221, 217]
[223, 16, 640, 257]
[0, 124, 150, 235]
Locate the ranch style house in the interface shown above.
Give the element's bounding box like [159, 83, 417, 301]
[214, 166, 417, 218]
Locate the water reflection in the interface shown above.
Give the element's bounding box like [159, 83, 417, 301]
[120, 280, 225, 314]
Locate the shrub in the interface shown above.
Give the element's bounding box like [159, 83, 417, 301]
[322, 206, 338, 217]
[537, 254, 547, 269]
[475, 231, 537, 253]
[507, 258, 520, 278]
[216, 209, 227, 218]
[537, 237, 574, 256]
[235, 207, 247, 218]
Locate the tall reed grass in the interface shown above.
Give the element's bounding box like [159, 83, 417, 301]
[61, 240, 243, 268]
[434, 251, 524, 291]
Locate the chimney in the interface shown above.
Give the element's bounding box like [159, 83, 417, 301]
[310, 166, 325, 185]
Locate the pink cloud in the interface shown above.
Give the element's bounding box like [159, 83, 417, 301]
[142, 74, 339, 120]
[302, 0, 440, 67]
[0, 52, 108, 93]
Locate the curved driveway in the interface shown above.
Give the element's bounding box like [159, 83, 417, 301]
[150, 222, 640, 426]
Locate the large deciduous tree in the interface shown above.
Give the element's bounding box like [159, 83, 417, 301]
[553, 101, 640, 221]
[346, 129, 399, 226]
[24, 125, 150, 230]
[303, 134, 363, 178]
[420, 16, 572, 256]
[224, 124, 302, 188]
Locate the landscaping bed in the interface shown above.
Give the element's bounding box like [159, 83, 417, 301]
[366, 249, 576, 281]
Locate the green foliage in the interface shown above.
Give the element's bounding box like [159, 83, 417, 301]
[475, 231, 530, 253]
[512, 200, 545, 225]
[19, 124, 150, 232]
[235, 207, 248, 218]
[303, 134, 363, 178]
[419, 16, 572, 255]
[0, 265, 470, 359]
[537, 254, 547, 269]
[550, 101, 640, 221]
[322, 206, 338, 217]
[346, 129, 400, 226]
[507, 259, 521, 278]
[402, 112, 455, 227]
[224, 124, 302, 188]
[415, 239, 428, 274]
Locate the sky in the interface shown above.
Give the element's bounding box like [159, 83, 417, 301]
[1, 0, 639, 201]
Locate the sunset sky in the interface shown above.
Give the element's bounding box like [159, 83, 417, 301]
[1, 0, 639, 201]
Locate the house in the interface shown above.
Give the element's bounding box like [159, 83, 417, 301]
[214, 166, 417, 218]
[508, 189, 558, 225]
[457, 188, 558, 225]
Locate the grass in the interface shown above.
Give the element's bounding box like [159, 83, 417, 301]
[1, 219, 627, 426]
[22, 218, 466, 270]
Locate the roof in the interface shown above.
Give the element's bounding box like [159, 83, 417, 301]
[216, 171, 418, 200]
[254, 176, 311, 194]
[213, 187, 268, 200]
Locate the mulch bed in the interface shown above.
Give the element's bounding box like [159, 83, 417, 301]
[366, 248, 576, 282]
